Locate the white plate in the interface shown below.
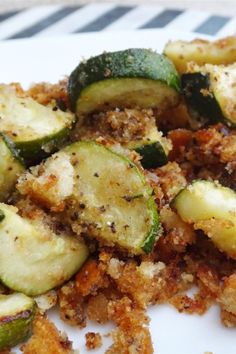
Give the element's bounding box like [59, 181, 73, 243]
[0, 28, 235, 354]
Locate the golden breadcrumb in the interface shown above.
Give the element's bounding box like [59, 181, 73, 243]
[85, 332, 102, 350]
[106, 297, 153, 354]
[58, 281, 86, 328]
[219, 274, 236, 315]
[21, 313, 72, 354]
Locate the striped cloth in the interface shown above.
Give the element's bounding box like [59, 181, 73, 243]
[0, 3, 235, 40]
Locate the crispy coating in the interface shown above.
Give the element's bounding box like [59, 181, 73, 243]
[154, 161, 187, 203]
[219, 274, 236, 316]
[87, 293, 109, 324]
[21, 313, 72, 354]
[106, 297, 153, 354]
[58, 281, 86, 328]
[73, 109, 156, 143]
[160, 206, 196, 253]
[85, 332, 102, 350]
[27, 79, 69, 108]
[75, 259, 109, 297]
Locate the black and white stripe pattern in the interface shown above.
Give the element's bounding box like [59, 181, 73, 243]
[0, 4, 235, 40]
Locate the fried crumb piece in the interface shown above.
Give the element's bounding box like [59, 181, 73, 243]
[74, 109, 156, 143]
[170, 291, 211, 315]
[106, 258, 166, 308]
[218, 274, 236, 325]
[85, 332, 102, 350]
[27, 79, 69, 108]
[158, 102, 191, 131]
[219, 135, 236, 163]
[160, 206, 196, 252]
[21, 313, 72, 354]
[154, 162, 187, 202]
[106, 297, 153, 354]
[221, 309, 236, 327]
[58, 281, 86, 328]
[105, 254, 191, 309]
[87, 293, 109, 324]
[75, 259, 109, 297]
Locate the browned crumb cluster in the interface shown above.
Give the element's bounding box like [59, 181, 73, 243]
[74, 108, 156, 143]
[27, 79, 69, 108]
[21, 313, 72, 354]
[107, 297, 153, 354]
[85, 332, 102, 350]
[6, 79, 235, 353]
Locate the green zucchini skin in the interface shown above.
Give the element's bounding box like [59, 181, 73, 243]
[68, 48, 180, 116]
[0, 293, 36, 350]
[15, 126, 72, 166]
[0, 84, 76, 166]
[182, 63, 236, 129]
[135, 141, 168, 169]
[126, 125, 169, 169]
[172, 180, 236, 259]
[1, 133, 25, 166]
[181, 72, 223, 126]
[0, 211, 5, 222]
[141, 197, 159, 253]
[0, 135, 25, 201]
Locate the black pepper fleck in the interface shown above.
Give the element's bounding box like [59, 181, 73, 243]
[99, 205, 106, 212]
[110, 222, 116, 233]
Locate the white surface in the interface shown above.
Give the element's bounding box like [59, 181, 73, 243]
[0, 28, 234, 354]
[0, 28, 213, 88]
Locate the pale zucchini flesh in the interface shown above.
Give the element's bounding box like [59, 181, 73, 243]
[0, 203, 89, 295]
[0, 293, 35, 350]
[172, 180, 236, 259]
[164, 36, 236, 73]
[0, 85, 75, 164]
[75, 78, 179, 118]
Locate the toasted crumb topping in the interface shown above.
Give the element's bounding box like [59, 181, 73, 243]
[21, 313, 72, 354]
[85, 332, 102, 350]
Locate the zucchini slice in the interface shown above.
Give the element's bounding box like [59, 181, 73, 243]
[0, 135, 24, 201]
[181, 63, 236, 128]
[0, 203, 89, 295]
[164, 36, 236, 73]
[68, 48, 180, 119]
[172, 180, 236, 259]
[125, 127, 170, 169]
[0, 85, 75, 165]
[18, 141, 159, 254]
[0, 293, 35, 350]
